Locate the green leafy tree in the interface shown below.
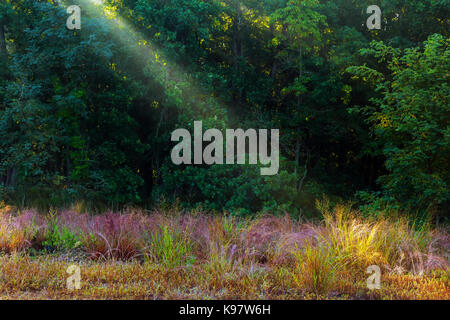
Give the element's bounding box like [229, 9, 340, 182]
[347, 34, 449, 212]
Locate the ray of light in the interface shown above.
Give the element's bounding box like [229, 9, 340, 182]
[64, 0, 229, 125]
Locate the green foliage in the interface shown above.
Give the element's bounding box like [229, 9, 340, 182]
[43, 224, 81, 252]
[155, 159, 300, 215]
[0, 0, 448, 217]
[347, 34, 449, 213]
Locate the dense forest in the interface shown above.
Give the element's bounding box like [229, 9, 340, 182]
[0, 0, 448, 219]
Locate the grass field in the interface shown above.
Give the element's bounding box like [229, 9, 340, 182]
[0, 204, 448, 300]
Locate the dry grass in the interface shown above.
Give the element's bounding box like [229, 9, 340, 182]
[0, 203, 448, 300]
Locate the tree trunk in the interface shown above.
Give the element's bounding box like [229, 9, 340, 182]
[297, 149, 309, 192]
[6, 168, 17, 187]
[0, 23, 7, 60]
[294, 136, 300, 175]
[232, 0, 243, 105]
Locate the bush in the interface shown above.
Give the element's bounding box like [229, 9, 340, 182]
[155, 159, 300, 216]
[42, 225, 81, 252]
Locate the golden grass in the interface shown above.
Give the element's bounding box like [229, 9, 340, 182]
[0, 253, 447, 300]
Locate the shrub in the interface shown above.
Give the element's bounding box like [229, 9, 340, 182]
[155, 161, 300, 215]
[42, 225, 81, 252]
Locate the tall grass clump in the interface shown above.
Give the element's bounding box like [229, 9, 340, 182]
[57, 211, 154, 261]
[316, 202, 440, 275]
[0, 210, 46, 253]
[206, 242, 245, 275]
[320, 205, 385, 270]
[144, 226, 194, 269]
[292, 241, 340, 296]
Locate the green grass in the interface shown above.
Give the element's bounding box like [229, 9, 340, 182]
[144, 226, 195, 269]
